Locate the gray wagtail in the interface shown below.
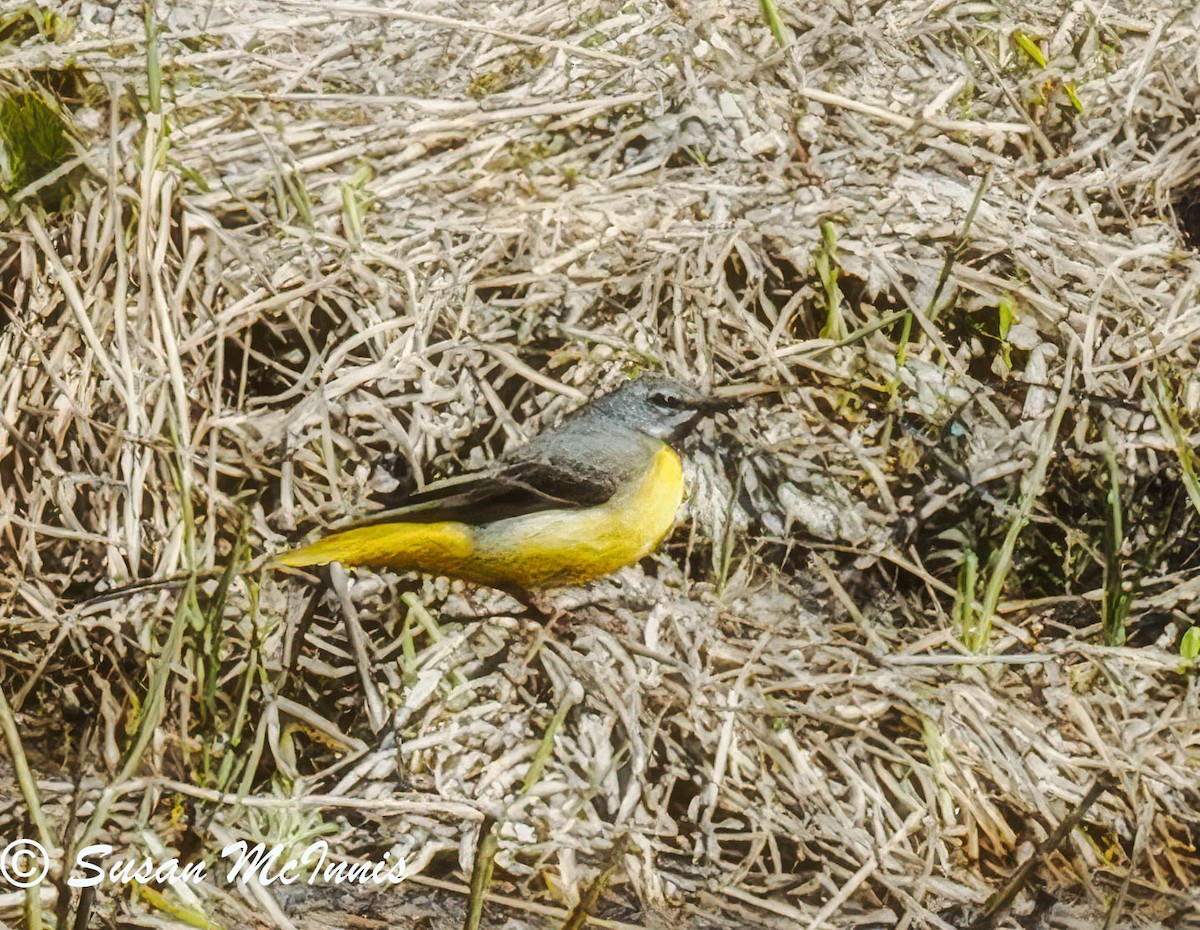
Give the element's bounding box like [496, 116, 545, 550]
[273, 375, 724, 592]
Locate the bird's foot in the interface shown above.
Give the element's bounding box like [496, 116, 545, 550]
[522, 591, 564, 623]
[515, 592, 623, 634]
[559, 604, 624, 634]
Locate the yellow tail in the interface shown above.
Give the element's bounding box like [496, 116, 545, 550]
[272, 521, 475, 575]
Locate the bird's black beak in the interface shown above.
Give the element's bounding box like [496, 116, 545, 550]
[694, 395, 739, 415]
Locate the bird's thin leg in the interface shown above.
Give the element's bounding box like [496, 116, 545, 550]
[498, 586, 567, 626]
[502, 585, 625, 635]
[495, 587, 575, 674]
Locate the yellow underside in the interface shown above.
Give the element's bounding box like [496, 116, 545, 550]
[273, 444, 684, 590]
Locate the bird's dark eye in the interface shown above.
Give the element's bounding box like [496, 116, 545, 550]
[652, 391, 684, 409]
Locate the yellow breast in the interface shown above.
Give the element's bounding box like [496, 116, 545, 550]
[470, 443, 685, 589]
[273, 444, 686, 592]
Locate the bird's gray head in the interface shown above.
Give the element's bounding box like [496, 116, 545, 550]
[584, 374, 715, 443]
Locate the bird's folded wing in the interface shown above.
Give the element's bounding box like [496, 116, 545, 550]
[315, 454, 619, 534]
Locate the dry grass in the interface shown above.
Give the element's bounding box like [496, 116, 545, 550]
[3, 0, 1200, 928]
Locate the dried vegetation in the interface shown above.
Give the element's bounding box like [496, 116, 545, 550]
[3, 0, 1200, 928]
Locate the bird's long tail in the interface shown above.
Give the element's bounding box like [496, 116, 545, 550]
[271, 521, 474, 573]
[82, 522, 477, 606]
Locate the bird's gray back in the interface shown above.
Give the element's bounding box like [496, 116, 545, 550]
[504, 408, 663, 502]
